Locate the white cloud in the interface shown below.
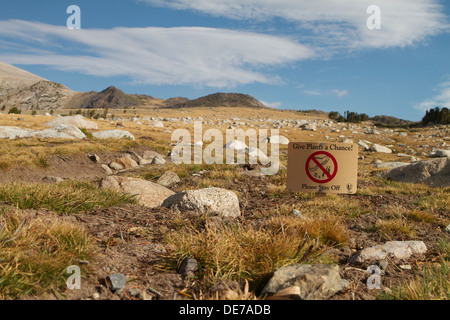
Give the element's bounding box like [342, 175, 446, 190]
[141, 0, 449, 50]
[332, 89, 348, 97]
[414, 81, 450, 111]
[0, 20, 313, 87]
[261, 100, 282, 108]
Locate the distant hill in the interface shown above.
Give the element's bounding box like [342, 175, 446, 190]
[67, 86, 140, 109]
[0, 61, 76, 110]
[164, 97, 190, 108]
[165, 93, 267, 109]
[370, 115, 415, 127]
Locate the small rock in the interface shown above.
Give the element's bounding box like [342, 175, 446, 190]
[445, 224, 450, 233]
[115, 157, 139, 169]
[157, 171, 181, 187]
[178, 257, 198, 276]
[88, 154, 100, 163]
[261, 264, 348, 300]
[151, 156, 167, 165]
[92, 292, 100, 300]
[107, 273, 127, 293]
[162, 187, 241, 218]
[291, 209, 302, 218]
[349, 241, 427, 264]
[101, 164, 113, 175]
[108, 162, 124, 171]
[370, 144, 392, 154]
[400, 265, 412, 270]
[42, 176, 64, 184]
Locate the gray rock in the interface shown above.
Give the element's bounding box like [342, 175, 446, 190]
[157, 171, 181, 187]
[349, 241, 427, 264]
[45, 115, 98, 130]
[291, 209, 303, 218]
[88, 154, 100, 163]
[370, 144, 392, 154]
[0, 126, 34, 139]
[162, 187, 241, 218]
[375, 162, 410, 169]
[42, 176, 64, 184]
[427, 149, 450, 158]
[107, 273, 127, 293]
[301, 124, 317, 132]
[379, 158, 450, 187]
[34, 125, 87, 139]
[100, 176, 175, 208]
[92, 130, 135, 140]
[178, 257, 198, 276]
[445, 224, 450, 233]
[108, 162, 124, 171]
[261, 264, 348, 300]
[151, 156, 167, 165]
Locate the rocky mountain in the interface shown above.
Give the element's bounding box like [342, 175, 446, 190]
[67, 86, 141, 109]
[0, 61, 76, 110]
[164, 93, 267, 109]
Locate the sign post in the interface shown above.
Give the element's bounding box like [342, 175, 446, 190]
[287, 142, 358, 194]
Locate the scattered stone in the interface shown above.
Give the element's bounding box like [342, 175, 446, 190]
[223, 140, 248, 151]
[301, 124, 317, 132]
[150, 121, 164, 128]
[400, 265, 412, 270]
[115, 157, 139, 169]
[100, 176, 175, 208]
[427, 149, 450, 158]
[375, 162, 410, 169]
[162, 187, 241, 218]
[370, 144, 392, 154]
[291, 209, 303, 218]
[142, 150, 166, 161]
[349, 241, 427, 264]
[178, 257, 198, 276]
[157, 171, 181, 187]
[34, 125, 87, 139]
[151, 156, 167, 165]
[92, 130, 135, 140]
[266, 135, 290, 145]
[92, 292, 100, 300]
[106, 273, 127, 293]
[261, 264, 348, 300]
[42, 176, 64, 184]
[379, 158, 450, 187]
[45, 115, 98, 130]
[445, 224, 450, 233]
[88, 154, 100, 163]
[108, 162, 124, 171]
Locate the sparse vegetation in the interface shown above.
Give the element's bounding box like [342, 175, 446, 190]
[0, 180, 137, 215]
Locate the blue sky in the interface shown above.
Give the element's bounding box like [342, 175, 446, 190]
[1, 0, 449, 121]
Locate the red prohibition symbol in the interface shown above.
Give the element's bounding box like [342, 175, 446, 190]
[305, 151, 338, 184]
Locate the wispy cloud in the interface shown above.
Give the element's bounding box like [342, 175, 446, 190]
[332, 89, 349, 97]
[261, 100, 282, 108]
[141, 0, 449, 50]
[0, 20, 313, 87]
[414, 80, 450, 111]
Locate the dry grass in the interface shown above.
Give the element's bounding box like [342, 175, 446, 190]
[0, 207, 94, 299]
[0, 180, 137, 215]
[163, 214, 337, 289]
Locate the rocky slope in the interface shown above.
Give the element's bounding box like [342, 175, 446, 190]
[0, 61, 76, 110]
